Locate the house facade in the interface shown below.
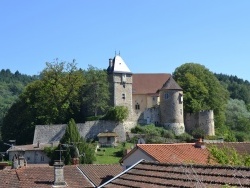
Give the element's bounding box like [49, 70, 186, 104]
[7, 143, 52, 164]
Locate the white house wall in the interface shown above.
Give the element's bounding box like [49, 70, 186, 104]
[122, 149, 154, 170]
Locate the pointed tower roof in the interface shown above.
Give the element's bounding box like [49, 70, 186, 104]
[161, 76, 182, 90]
[107, 55, 132, 74]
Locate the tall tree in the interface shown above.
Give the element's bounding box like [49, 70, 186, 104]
[173, 63, 229, 133]
[81, 65, 110, 117]
[1, 60, 86, 144]
[59, 119, 95, 165]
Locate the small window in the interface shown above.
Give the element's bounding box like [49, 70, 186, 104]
[164, 93, 169, 100]
[107, 137, 111, 141]
[179, 93, 183, 103]
[41, 156, 44, 162]
[152, 97, 155, 101]
[122, 93, 126, 99]
[122, 74, 126, 83]
[123, 83, 126, 88]
[180, 109, 183, 115]
[135, 103, 140, 110]
[27, 157, 30, 161]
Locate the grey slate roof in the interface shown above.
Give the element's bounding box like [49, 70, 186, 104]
[160, 76, 182, 90]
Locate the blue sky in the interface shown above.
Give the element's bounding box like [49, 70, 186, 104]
[1, 1, 250, 81]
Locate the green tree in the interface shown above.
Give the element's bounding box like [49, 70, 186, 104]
[81, 65, 110, 117]
[173, 63, 229, 133]
[225, 99, 250, 132]
[59, 119, 95, 165]
[1, 60, 86, 144]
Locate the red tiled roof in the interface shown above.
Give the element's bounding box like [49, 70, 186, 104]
[78, 164, 123, 186]
[101, 160, 250, 187]
[207, 142, 250, 155]
[1, 165, 94, 188]
[132, 74, 171, 94]
[0, 170, 19, 187]
[122, 143, 215, 165]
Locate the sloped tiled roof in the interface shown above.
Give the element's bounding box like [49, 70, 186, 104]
[0, 165, 94, 188]
[121, 143, 215, 165]
[0, 170, 19, 187]
[207, 142, 250, 155]
[78, 164, 123, 186]
[132, 74, 171, 95]
[7, 143, 54, 152]
[100, 160, 250, 187]
[160, 76, 182, 90]
[97, 132, 118, 137]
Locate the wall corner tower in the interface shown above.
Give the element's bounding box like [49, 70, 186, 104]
[159, 76, 185, 135]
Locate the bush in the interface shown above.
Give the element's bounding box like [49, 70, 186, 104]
[103, 106, 129, 122]
[176, 133, 193, 142]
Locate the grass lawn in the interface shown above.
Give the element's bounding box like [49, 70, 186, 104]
[94, 142, 134, 164]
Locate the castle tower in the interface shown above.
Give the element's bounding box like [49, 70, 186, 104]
[107, 55, 133, 112]
[159, 77, 185, 135]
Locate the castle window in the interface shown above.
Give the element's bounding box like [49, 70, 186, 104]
[122, 74, 126, 83]
[179, 93, 183, 103]
[135, 103, 140, 110]
[164, 93, 169, 100]
[123, 83, 126, 88]
[122, 93, 126, 99]
[41, 156, 44, 162]
[180, 109, 182, 115]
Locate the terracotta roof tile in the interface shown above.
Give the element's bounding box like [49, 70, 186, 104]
[122, 143, 216, 165]
[102, 161, 250, 187]
[132, 74, 171, 94]
[207, 142, 250, 155]
[0, 169, 19, 187]
[78, 164, 123, 186]
[1, 165, 94, 188]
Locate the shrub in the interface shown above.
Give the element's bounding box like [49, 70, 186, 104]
[103, 106, 129, 122]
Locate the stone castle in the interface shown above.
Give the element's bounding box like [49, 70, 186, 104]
[106, 55, 214, 136]
[33, 55, 214, 144]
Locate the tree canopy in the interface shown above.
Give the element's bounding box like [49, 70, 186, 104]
[81, 65, 110, 117]
[1, 61, 112, 144]
[173, 63, 229, 131]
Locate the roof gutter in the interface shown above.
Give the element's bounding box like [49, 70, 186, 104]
[98, 159, 145, 188]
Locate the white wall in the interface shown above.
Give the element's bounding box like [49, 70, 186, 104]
[9, 150, 50, 164]
[122, 149, 155, 170]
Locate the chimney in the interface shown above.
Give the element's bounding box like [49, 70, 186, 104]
[194, 138, 206, 149]
[12, 154, 19, 169]
[53, 161, 66, 187]
[109, 58, 113, 68]
[18, 155, 25, 167]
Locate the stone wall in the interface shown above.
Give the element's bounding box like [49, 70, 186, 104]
[185, 110, 215, 136]
[33, 121, 137, 144]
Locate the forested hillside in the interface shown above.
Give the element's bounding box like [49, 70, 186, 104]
[215, 73, 250, 105]
[0, 69, 38, 127]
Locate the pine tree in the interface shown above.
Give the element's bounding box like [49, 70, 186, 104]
[59, 118, 96, 165]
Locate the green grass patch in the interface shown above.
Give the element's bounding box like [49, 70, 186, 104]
[94, 142, 134, 164]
